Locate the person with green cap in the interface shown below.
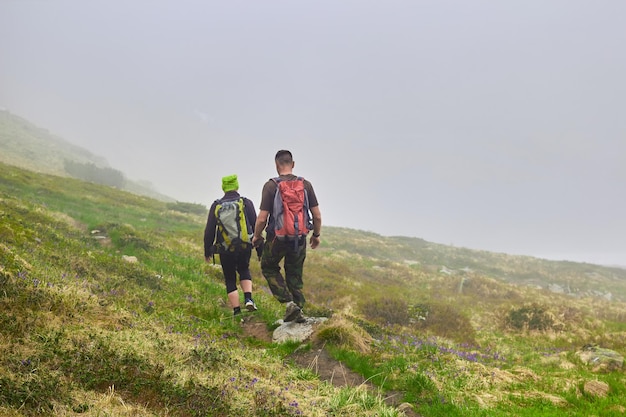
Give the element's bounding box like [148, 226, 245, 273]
[204, 174, 259, 317]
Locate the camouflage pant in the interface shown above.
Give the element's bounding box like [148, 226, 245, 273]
[261, 237, 307, 307]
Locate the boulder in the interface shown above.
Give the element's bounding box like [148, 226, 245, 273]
[272, 317, 328, 344]
[122, 255, 138, 263]
[576, 345, 624, 372]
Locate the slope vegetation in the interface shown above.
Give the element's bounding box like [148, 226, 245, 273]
[2, 161, 626, 417]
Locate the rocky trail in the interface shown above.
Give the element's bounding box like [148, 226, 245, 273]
[240, 316, 420, 416]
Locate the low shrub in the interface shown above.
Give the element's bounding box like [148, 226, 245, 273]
[359, 296, 410, 326]
[315, 316, 373, 353]
[504, 303, 555, 331]
[413, 302, 477, 345]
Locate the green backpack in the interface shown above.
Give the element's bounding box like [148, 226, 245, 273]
[214, 197, 252, 253]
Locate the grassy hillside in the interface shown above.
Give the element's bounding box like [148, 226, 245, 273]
[0, 110, 172, 202]
[2, 161, 626, 417]
[326, 228, 626, 301]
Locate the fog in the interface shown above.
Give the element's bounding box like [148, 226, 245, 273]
[1, 1, 625, 265]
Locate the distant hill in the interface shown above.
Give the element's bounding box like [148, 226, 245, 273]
[0, 109, 174, 202]
[326, 227, 626, 302]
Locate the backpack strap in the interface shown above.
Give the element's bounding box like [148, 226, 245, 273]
[271, 176, 305, 186]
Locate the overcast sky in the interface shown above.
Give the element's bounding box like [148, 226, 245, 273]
[1, 1, 625, 266]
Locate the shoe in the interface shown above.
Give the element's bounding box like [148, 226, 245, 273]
[295, 310, 307, 323]
[284, 301, 301, 322]
[245, 299, 258, 312]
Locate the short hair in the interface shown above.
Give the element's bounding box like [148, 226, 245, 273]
[275, 150, 293, 165]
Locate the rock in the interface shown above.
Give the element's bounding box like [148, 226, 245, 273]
[548, 283, 565, 294]
[122, 255, 138, 263]
[397, 402, 415, 413]
[272, 317, 328, 343]
[576, 345, 624, 372]
[439, 266, 454, 275]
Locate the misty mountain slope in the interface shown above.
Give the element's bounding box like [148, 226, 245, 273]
[0, 110, 107, 174]
[0, 109, 172, 202]
[319, 227, 626, 302]
[2, 161, 626, 417]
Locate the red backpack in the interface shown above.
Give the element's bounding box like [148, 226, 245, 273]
[271, 176, 312, 247]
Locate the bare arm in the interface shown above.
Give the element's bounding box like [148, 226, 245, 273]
[252, 209, 269, 247]
[309, 205, 322, 249]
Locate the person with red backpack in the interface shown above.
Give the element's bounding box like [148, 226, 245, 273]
[252, 150, 322, 323]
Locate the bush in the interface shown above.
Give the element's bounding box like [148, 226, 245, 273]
[315, 316, 373, 353]
[64, 159, 126, 188]
[359, 296, 410, 326]
[414, 302, 477, 345]
[504, 303, 555, 331]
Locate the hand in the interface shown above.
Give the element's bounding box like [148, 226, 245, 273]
[252, 235, 264, 247]
[255, 242, 264, 260]
[309, 235, 320, 249]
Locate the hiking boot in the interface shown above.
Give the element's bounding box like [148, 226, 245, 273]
[294, 310, 307, 323]
[284, 301, 301, 322]
[245, 299, 258, 312]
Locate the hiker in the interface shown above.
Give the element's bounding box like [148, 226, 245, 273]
[252, 150, 322, 323]
[204, 174, 258, 317]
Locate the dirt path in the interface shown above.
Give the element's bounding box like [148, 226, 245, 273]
[241, 317, 420, 416]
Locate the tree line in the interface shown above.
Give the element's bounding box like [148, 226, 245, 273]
[64, 159, 126, 188]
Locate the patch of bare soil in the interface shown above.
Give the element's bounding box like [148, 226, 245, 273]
[289, 344, 367, 387]
[240, 317, 420, 416]
[240, 315, 273, 343]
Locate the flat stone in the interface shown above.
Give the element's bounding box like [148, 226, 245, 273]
[272, 317, 328, 343]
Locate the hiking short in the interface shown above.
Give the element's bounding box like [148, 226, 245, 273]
[219, 249, 252, 293]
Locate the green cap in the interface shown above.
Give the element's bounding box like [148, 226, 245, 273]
[221, 174, 239, 192]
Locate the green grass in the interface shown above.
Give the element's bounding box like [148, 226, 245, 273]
[2, 160, 626, 417]
[1, 162, 415, 416]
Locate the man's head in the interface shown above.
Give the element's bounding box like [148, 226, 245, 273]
[275, 150, 293, 165]
[275, 150, 294, 174]
[221, 174, 239, 192]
